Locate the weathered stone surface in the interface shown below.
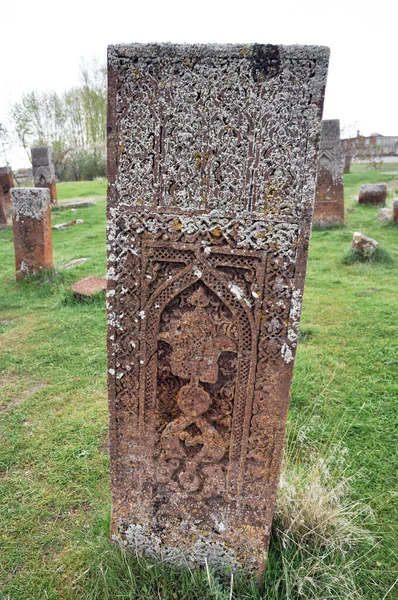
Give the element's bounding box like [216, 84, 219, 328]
[358, 183, 387, 205]
[53, 219, 84, 230]
[71, 275, 107, 296]
[31, 146, 57, 205]
[392, 199, 398, 224]
[352, 231, 378, 256]
[10, 188, 53, 279]
[0, 166, 13, 225]
[106, 42, 329, 574]
[313, 120, 345, 226]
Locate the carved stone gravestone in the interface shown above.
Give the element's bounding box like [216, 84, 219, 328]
[10, 188, 53, 279]
[343, 152, 352, 173]
[0, 166, 13, 225]
[31, 146, 57, 204]
[107, 43, 329, 574]
[313, 120, 345, 226]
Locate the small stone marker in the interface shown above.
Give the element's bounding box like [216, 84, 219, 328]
[392, 199, 398, 224]
[70, 275, 107, 297]
[53, 219, 84, 230]
[10, 188, 53, 279]
[313, 120, 345, 226]
[352, 231, 378, 257]
[0, 166, 13, 225]
[358, 183, 387, 205]
[107, 42, 329, 574]
[31, 146, 57, 205]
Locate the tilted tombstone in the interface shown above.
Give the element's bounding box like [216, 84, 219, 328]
[313, 120, 345, 225]
[31, 146, 58, 204]
[10, 188, 53, 279]
[0, 166, 14, 225]
[107, 43, 329, 574]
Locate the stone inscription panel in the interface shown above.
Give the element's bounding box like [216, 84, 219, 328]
[107, 43, 329, 574]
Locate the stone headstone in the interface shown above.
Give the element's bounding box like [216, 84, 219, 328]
[106, 42, 329, 575]
[358, 183, 387, 205]
[31, 146, 57, 205]
[392, 198, 398, 224]
[10, 188, 53, 279]
[343, 152, 352, 173]
[0, 166, 14, 225]
[313, 120, 345, 226]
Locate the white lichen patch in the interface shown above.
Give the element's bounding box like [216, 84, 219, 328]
[282, 343, 294, 364]
[11, 188, 50, 221]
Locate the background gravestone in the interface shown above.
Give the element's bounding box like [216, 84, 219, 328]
[31, 146, 58, 205]
[358, 182, 387, 205]
[313, 120, 345, 226]
[107, 43, 329, 574]
[0, 166, 14, 225]
[10, 188, 53, 279]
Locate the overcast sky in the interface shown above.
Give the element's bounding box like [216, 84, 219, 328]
[1, 0, 397, 168]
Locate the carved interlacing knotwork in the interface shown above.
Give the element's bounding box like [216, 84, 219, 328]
[107, 43, 328, 572]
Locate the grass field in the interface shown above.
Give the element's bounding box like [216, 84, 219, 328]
[0, 168, 397, 599]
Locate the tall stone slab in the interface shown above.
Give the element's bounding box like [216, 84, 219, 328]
[107, 43, 329, 574]
[11, 188, 53, 279]
[313, 120, 345, 225]
[0, 166, 13, 225]
[31, 146, 57, 204]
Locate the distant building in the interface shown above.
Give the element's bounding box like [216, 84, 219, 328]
[341, 132, 398, 156]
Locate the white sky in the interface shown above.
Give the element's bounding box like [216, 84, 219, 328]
[1, 0, 397, 168]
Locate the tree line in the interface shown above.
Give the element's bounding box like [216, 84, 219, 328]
[0, 60, 106, 181]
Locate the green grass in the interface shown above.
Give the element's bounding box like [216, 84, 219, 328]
[56, 179, 107, 200]
[0, 166, 397, 599]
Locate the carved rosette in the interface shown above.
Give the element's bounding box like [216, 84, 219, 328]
[107, 43, 329, 574]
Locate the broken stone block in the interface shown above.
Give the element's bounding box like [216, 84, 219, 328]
[70, 275, 107, 297]
[352, 231, 378, 257]
[106, 42, 329, 575]
[358, 183, 387, 205]
[31, 146, 57, 205]
[313, 120, 345, 226]
[0, 166, 13, 225]
[53, 219, 84, 230]
[10, 188, 53, 279]
[393, 199, 398, 224]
